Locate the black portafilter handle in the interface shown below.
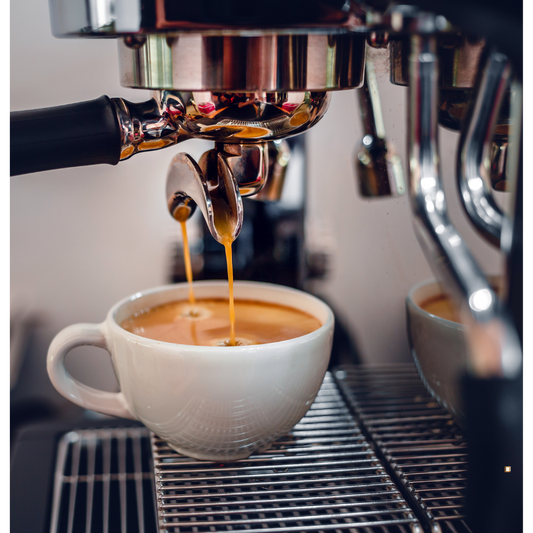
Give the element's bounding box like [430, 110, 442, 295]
[10, 96, 122, 176]
[462, 373, 523, 533]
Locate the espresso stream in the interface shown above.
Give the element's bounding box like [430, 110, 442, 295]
[178, 215, 237, 345]
[152, 199, 320, 346]
[222, 237, 236, 345]
[124, 218, 321, 346]
[179, 220, 195, 305]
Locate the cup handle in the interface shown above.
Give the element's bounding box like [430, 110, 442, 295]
[47, 323, 135, 419]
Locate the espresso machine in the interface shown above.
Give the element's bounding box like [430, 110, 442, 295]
[10, 1, 523, 532]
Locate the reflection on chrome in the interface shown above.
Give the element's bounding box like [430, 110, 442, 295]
[166, 152, 244, 245]
[355, 56, 405, 198]
[469, 289, 493, 312]
[114, 91, 330, 161]
[457, 50, 510, 247]
[118, 33, 366, 92]
[407, 31, 521, 379]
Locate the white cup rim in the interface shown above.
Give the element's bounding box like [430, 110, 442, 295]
[106, 280, 334, 351]
[407, 275, 501, 330]
[407, 278, 465, 330]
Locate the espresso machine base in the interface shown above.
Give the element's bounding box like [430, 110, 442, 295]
[12, 365, 481, 533]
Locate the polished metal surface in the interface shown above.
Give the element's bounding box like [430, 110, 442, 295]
[49, 0, 141, 36]
[253, 140, 291, 201]
[166, 151, 245, 243]
[119, 33, 366, 91]
[165, 142, 270, 242]
[355, 53, 405, 197]
[217, 143, 268, 197]
[407, 32, 521, 379]
[158, 90, 331, 142]
[114, 90, 330, 160]
[457, 50, 510, 247]
[112, 97, 181, 161]
[490, 139, 509, 191]
[152, 372, 422, 533]
[49, 427, 156, 533]
[390, 34, 485, 89]
[389, 32, 514, 144]
[335, 365, 472, 533]
[48, 0, 367, 37]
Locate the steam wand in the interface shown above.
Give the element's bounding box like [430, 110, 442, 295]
[457, 49, 511, 247]
[355, 47, 405, 198]
[407, 30, 521, 379]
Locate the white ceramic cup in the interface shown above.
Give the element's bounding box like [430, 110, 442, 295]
[47, 281, 334, 460]
[406, 279, 468, 426]
[406, 276, 500, 429]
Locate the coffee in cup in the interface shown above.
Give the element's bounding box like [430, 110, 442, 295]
[121, 298, 322, 346]
[418, 279, 500, 325]
[418, 292, 462, 324]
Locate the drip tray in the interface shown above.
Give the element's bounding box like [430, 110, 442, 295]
[152, 374, 419, 532]
[49, 365, 472, 533]
[335, 365, 472, 533]
[49, 427, 158, 533]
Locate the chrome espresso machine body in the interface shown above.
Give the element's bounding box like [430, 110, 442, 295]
[10, 1, 523, 532]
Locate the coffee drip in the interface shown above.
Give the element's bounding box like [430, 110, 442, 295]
[166, 140, 270, 346]
[178, 216, 237, 345]
[174, 178, 239, 345]
[178, 222, 195, 305]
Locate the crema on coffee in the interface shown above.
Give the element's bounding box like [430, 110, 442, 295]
[419, 294, 462, 323]
[121, 298, 322, 346]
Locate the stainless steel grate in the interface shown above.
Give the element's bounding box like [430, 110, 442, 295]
[152, 373, 422, 533]
[48, 366, 474, 532]
[334, 364, 472, 533]
[49, 427, 157, 533]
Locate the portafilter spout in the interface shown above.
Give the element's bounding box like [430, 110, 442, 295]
[166, 143, 269, 243]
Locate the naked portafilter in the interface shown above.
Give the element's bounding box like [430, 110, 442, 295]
[10, 2, 523, 532]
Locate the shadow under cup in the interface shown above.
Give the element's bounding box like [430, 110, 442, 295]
[101, 281, 333, 460]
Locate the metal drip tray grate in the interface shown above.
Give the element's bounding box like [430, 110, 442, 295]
[48, 366, 473, 533]
[152, 373, 421, 532]
[49, 427, 158, 533]
[334, 364, 471, 533]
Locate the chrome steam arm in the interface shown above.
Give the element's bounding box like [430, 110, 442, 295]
[408, 31, 521, 379]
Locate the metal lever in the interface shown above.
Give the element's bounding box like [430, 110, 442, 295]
[355, 55, 405, 197]
[166, 143, 268, 243]
[457, 50, 511, 247]
[408, 33, 521, 379]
